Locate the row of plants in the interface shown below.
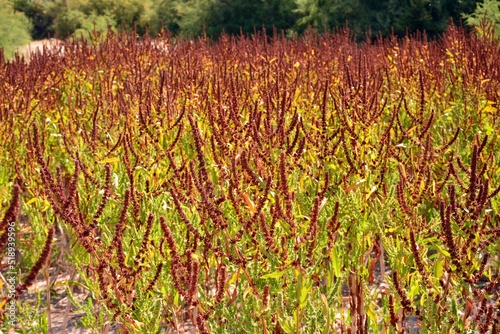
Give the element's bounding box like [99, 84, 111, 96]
[1, 25, 500, 332]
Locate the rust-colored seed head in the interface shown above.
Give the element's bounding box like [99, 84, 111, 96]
[10, 225, 54, 301]
[0, 184, 21, 250]
[262, 285, 270, 308]
[215, 263, 226, 304]
[389, 295, 399, 329]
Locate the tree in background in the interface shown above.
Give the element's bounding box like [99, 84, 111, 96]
[43, 0, 105, 38]
[389, 0, 468, 36]
[463, 0, 500, 37]
[293, 0, 479, 39]
[141, 0, 180, 35]
[174, 0, 215, 36]
[294, 0, 363, 33]
[176, 0, 297, 38]
[41, 0, 170, 39]
[5, 0, 490, 42]
[0, 0, 32, 59]
[11, 0, 52, 39]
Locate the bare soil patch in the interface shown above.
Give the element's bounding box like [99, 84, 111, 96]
[17, 39, 62, 57]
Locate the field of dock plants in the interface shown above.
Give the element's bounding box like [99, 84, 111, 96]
[1, 26, 500, 333]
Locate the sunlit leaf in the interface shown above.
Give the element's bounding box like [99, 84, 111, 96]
[261, 269, 287, 280]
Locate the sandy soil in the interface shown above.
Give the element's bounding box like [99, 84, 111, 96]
[17, 39, 62, 57]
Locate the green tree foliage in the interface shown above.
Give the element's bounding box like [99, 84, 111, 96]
[0, 0, 32, 59]
[42, 0, 169, 38]
[11, 0, 52, 39]
[44, 0, 100, 38]
[294, 0, 361, 32]
[7, 0, 486, 41]
[175, 0, 215, 36]
[293, 0, 479, 38]
[376, 0, 449, 36]
[141, 0, 180, 35]
[73, 12, 117, 41]
[464, 0, 500, 37]
[176, 0, 297, 37]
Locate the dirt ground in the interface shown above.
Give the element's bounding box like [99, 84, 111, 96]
[10, 247, 413, 334]
[17, 39, 62, 57]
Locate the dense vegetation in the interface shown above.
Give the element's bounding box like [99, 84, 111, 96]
[1, 25, 499, 333]
[0, 0, 464, 39]
[3, 0, 499, 40]
[3, 0, 500, 60]
[0, 0, 32, 59]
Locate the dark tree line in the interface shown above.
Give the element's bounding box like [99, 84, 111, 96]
[3, 0, 499, 43]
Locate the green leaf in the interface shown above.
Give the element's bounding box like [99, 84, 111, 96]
[280, 318, 294, 334]
[261, 268, 288, 280]
[320, 294, 330, 334]
[299, 282, 311, 308]
[99, 156, 120, 169]
[227, 269, 240, 285]
[331, 248, 341, 277]
[434, 245, 451, 258]
[296, 269, 312, 309]
[434, 256, 445, 279]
